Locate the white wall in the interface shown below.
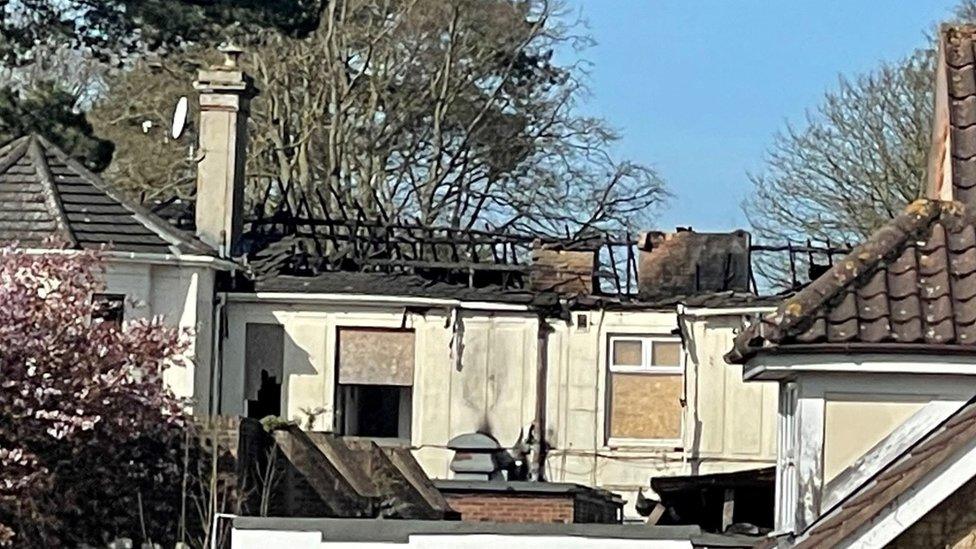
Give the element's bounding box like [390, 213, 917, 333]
[103, 260, 216, 410]
[231, 528, 693, 549]
[220, 297, 779, 520]
[682, 314, 778, 472]
[754, 356, 976, 533]
[220, 298, 539, 477]
[544, 309, 777, 518]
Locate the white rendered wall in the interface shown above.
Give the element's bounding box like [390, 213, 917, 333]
[103, 260, 216, 411]
[231, 529, 693, 549]
[220, 299, 539, 477]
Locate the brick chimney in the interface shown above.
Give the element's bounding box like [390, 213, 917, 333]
[637, 229, 750, 298]
[529, 241, 598, 295]
[193, 45, 257, 256]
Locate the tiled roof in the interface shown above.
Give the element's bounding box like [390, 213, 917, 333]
[726, 200, 976, 363]
[929, 25, 976, 204]
[794, 397, 976, 548]
[727, 24, 976, 364]
[0, 134, 212, 255]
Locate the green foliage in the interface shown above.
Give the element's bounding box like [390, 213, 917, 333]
[0, 0, 322, 66]
[0, 83, 114, 171]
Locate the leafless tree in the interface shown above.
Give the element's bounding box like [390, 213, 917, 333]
[90, 0, 667, 237]
[744, 2, 976, 287]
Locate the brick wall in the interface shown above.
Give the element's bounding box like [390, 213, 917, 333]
[445, 494, 576, 523]
[574, 494, 621, 524]
[890, 475, 976, 548]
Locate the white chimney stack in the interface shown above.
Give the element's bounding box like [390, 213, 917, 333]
[193, 44, 257, 256]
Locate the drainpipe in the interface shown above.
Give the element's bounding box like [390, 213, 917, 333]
[533, 313, 550, 480]
[676, 303, 700, 475]
[591, 308, 607, 487]
[208, 292, 227, 417]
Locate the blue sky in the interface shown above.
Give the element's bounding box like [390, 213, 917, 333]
[566, 0, 959, 232]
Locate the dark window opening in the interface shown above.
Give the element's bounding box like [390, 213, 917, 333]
[245, 324, 284, 419]
[92, 293, 125, 327]
[339, 384, 412, 439]
[247, 370, 282, 419]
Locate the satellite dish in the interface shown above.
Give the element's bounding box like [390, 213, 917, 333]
[171, 96, 189, 140]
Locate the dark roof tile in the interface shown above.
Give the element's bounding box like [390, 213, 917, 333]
[0, 135, 212, 255]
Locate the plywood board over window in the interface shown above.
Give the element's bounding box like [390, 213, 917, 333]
[609, 373, 683, 439]
[606, 336, 684, 444]
[338, 328, 415, 386]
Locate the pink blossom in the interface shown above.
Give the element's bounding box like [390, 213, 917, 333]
[0, 246, 190, 545]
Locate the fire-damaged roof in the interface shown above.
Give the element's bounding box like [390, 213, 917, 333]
[0, 135, 211, 254]
[253, 271, 540, 304]
[726, 200, 976, 363]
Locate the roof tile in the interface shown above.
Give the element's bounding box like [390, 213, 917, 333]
[0, 135, 212, 255]
[727, 200, 976, 362]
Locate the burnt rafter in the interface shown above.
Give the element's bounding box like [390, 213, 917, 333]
[238, 213, 848, 295]
[244, 215, 643, 293]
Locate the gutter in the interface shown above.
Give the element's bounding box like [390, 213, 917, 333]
[15, 247, 239, 270]
[223, 291, 533, 312]
[677, 304, 776, 317]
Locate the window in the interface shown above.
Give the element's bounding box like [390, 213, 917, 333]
[336, 328, 414, 441]
[92, 293, 125, 328]
[606, 336, 683, 444]
[245, 324, 284, 419]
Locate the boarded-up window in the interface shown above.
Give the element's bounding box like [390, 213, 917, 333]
[337, 328, 415, 386]
[612, 340, 643, 366]
[607, 337, 684, 442]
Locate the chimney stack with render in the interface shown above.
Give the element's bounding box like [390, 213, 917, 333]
[194, 44, 257, 256]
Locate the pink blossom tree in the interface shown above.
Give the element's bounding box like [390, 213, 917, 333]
[0, 246, 190, 546]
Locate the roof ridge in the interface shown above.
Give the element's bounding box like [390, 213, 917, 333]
[726, 200, 962, 363]
[769, 201, 942, 335]
[27, 135, 77, 247]
[32, 134, 214, 256]
[0, 136, 30, 175]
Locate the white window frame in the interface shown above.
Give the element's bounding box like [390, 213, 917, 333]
[605, 335, 685, 448]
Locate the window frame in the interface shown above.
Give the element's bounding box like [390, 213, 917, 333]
[333, 325, 417, 446]
[605, 334, 685, 448]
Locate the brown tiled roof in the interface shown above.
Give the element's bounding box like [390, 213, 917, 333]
[726, 199, 976, 363]
[728, 24, 976, 364]
[0, 134, 212, 255]
[793, 397, 976, 548]
[928, 25, 976, 205]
